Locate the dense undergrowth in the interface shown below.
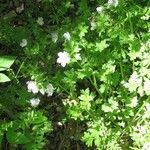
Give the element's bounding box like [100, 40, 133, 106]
[0, 0, 150, 149]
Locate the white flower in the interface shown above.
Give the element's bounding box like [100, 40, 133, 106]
[118, 122, 125, 127]
[51, 32, 58, 43]
[108, 0, 118, 7]
[20, 39, 27, 47]
[63, 32, 71, 41]
[57, 122, 63, 126]
[57, 51, 70, 67]
[30, 98, 40, 107]
[96, 6, 103, 13]
[16, 4, 24, 13]
[37, 17, 44, 26]
[39, 83, 54, 96]
[75, 53, 81, 60]
[45, 84, 54, 97]
[26, 81, 39, 94]
[90, 21, 96, 30]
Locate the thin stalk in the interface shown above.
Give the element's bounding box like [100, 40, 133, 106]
[15, 57, 27, 79]
[128, 13, 133, 34]
[118, 96, 150, 140]
[89, 75, 103, 98]
[119, 61, 124, 79]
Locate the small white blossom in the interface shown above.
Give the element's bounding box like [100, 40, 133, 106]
[63, 32, 71, 41]
[90, 21, 96, 30]
[39, 87, 45, 95]
[96, 6, 103, 13]
[51, 32, 58, 43]
[57, 51, 70, 67]
[16, 4, 24, 13]
[45, 84, 54, 97]
[26, 81, 39, 94]
[30, 98, 40, 107]
[57, 122, 63, 126]
[75, 53, 81, 60]
[39, 83, 54, 96]
[108, 0, 118, 7]
[37, 17, 44, 26]
[20, 39, 27, 47]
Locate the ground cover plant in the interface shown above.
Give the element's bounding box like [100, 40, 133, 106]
[0, 0, 150, 149]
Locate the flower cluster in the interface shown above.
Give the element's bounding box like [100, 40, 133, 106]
[26, 81, 54, 96]
[27, 81, 39, 94]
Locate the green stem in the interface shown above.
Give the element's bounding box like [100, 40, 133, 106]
[119, 61, 124, 79]
[129, 13, 133, 34]
[15, 57, 27, 79]
[89, 75, 103, 98]
[119, 96, 150, 140]
[56, 82, 71, 96]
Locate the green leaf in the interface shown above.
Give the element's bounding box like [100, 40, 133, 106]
[0, 56, 16, 71]
[0, 73, 11, 82]
[7, 129, 32, 144]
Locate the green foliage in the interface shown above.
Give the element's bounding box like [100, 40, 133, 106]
[1, 110, 52, 149]
[0, 56, 15, 82]
[0, 0, 150, 149]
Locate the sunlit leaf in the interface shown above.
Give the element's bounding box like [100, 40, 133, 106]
[0, 73, 11, 82]
[0, 56, 16, 71]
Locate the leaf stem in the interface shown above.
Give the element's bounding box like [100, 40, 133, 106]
[119, 96, 150, 140]
[89, 75, 103, 98]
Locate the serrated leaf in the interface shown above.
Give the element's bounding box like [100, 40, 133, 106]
[0, 73, 11, 82]
[95, 39, 109, 52]
[0, 56, 16, 71]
